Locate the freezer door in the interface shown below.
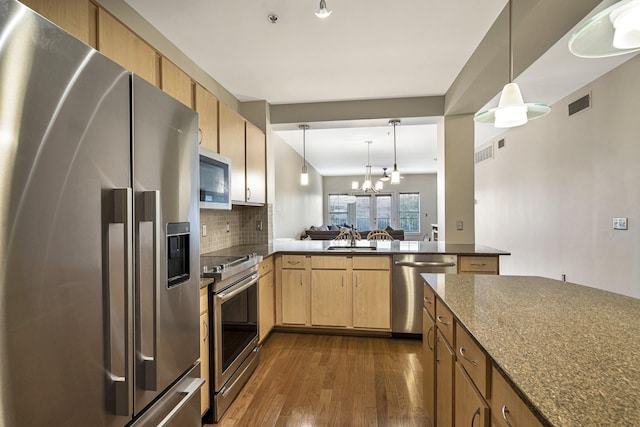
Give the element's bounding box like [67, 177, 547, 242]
[0, 2, 132, 426]
[132, 75, 200, 415]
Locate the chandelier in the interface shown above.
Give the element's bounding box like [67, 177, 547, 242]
[351, 141, 383, 193]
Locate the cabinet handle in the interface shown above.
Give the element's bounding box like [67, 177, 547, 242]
[470, 263, 486, 267]
[202, 319, 208, 342]
[471, 408, 480, 427]
[426, 326, 435, 351]
[341, 275, 344, 287]
[355, 274, 358, 288]
[424, 296, 432, 305]
[459, 346, 478, 366]
[247, 188, 251, 200]
[288, 260, 301, 265]
[198, 128, 203, 145]
[300, 274, 303, 286]
[501, 405, 514, 427]
[436, 315, 450, 326]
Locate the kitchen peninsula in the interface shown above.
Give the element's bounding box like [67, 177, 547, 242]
[423, 273, 640, 426]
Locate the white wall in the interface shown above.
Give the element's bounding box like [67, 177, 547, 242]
[475, 55, 640, 298]
[273, 133, 323, 239]
[323, 174, 437, 240]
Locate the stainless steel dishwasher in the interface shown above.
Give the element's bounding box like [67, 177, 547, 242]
[392, 254, 457, 336]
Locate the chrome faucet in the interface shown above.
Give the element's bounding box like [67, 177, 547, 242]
[349, 227, 357, 247]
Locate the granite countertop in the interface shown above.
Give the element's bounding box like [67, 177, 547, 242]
[201, 240, 510, 258]
[422, 274, 640, 426]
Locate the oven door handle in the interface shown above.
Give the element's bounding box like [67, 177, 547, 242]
[216, 273, 259, 302]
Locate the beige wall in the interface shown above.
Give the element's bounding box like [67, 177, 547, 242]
[475, 55, 640, 298]
[273, 134, 323, 239]
[323, 174, 437, 240]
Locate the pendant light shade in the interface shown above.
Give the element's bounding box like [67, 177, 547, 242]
[474, 0, 551, 128]
[315, 0, 332, 18]
[569, 0, 640, 58]
[299, 124, 309, 186]
[389, 119, 401, 184]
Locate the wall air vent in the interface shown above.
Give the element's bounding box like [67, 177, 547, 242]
[498, 138, 505, 149]
[474, 143, 494, 165]
[568, 93, 591, 117]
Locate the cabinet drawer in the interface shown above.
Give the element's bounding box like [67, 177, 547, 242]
[259, 256, 273, 276]
[435, 299, 455, 346]
[423, 283, 435, 320]
[311, 256, 347, 270]
[281, 254, 308, 269]
[199, 286, 208, 316]
[456, 323, 488, 398]
[458, 256, 498, 274]
[490, 366, 543, 427]
[352, 256, 390, 270]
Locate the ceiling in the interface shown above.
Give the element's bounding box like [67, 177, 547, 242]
[125, 0, 635, 176]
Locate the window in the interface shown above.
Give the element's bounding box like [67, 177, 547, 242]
[399, 192, 420, 233]
[355, 196, 370, 231]
[375, 194, 392, 229]
[328, 194, 349, 225]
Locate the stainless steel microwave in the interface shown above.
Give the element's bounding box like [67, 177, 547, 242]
[199, 147, 232, 210]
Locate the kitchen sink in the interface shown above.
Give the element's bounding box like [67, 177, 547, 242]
[326, 245, 377, 251]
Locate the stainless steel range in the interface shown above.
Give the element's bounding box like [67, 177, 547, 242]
[202, 253, 262, 423]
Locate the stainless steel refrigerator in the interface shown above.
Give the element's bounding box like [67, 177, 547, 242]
[0, 1, 203, 426]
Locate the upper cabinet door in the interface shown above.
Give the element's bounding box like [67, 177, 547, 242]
[245, 121, 266, 204]
[218, 102, 246, 203]
[98, 9, 160, 87]
[194, 84, 218, 153]
[160, 58, 193, 109]
[21, 0, 97, 47]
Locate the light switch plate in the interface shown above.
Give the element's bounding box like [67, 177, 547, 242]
[456, 220, 464, 231]
[613, 217, 628, 230]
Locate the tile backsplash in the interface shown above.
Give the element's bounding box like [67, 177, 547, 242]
[199, 204, 272, 254]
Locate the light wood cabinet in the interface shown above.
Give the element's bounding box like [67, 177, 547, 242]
[456, 323, 489, 398]
[21, 0, 97, 47]
[423, 308, 436, 423]
[458, 255, 499, 275]
[311, 269, 348, 327]
[436, 329, 455, 427]
[245, 121, 266, 204]
[97, 9, 159, 87]
[352, 269, 390, 329]
[281, 269, 309, 325]
[352, 256, 390, 330]
[160, 58, 193, 108]
[194, 83, 218, 153]
[199, 286, 210, 416]
[490, 367, 543, 427]
[218, 102, 246, 203]
[455, 362, 489, 427]
[258, 257, 274, 343]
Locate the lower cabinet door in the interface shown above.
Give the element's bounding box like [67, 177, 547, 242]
[423, 308, 436, 424]
[455, 363, 489, 427]
[436, 330, 454, 427]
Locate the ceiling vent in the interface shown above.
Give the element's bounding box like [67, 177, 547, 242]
[568, 93, 591, 117]
[475, 143, 494, 165]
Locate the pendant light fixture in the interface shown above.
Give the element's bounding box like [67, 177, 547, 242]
[473, 0, 551, 128]
[315, 0, 332, 18]
[569, 0, 640, 58]
[352, 141, 380, 193]
[299, 124, 309, 186]
[389, 119, 401, 184]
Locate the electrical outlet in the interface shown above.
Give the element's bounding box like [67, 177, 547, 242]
[256, 220, 263, 231]
[202, 224, 207, 237]
[456, 220, 464, 231]
[613, 217, 628, 230]
[226, 222, 230, 233]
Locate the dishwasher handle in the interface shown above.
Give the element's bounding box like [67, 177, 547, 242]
[394, 260, 457, 268]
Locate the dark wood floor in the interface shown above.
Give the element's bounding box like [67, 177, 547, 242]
[206, 332, 428, 427]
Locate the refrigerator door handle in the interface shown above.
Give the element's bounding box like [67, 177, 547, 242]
[140, 190, 160, 391]
[108, 188, 132, 416]
[156, 377, 205, 427]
